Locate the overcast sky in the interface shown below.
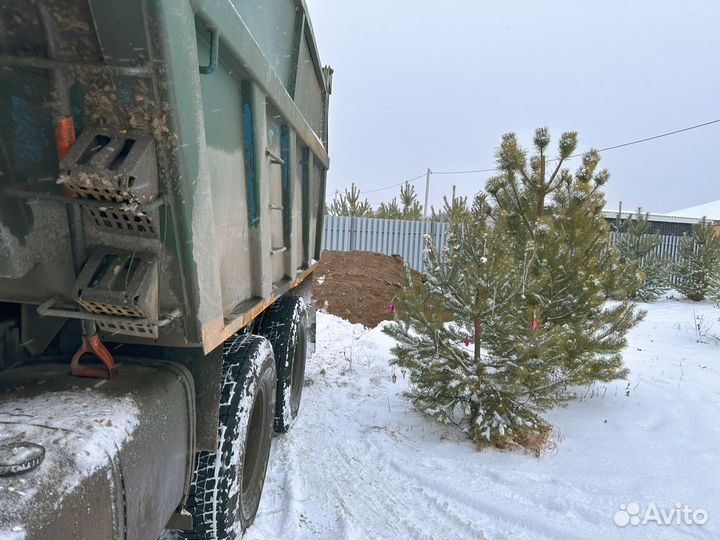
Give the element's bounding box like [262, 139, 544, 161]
[305, 0, 720, 214]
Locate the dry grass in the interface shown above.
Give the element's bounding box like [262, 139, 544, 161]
[478, 425, 563, 458]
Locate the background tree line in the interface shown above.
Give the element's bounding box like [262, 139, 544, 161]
[327, 182, 424, 220]
[327, 179, 720, 304]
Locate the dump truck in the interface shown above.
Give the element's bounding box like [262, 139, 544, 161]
[0, 0, 331, 538]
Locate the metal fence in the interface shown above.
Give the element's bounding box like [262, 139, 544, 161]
[608, 231, 683, 262]
[323, 215, 685, 273]
[322, 215, 448, 272]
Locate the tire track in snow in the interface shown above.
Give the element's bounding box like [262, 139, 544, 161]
[248, 318, 490, 539]
[317, 433, 480, 539]
[252, 413, 488, 539]
[384, 452, 600, 539]
[318, 383, 487, 538]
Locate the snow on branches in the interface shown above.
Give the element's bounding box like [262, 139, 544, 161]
[384, 128, 643, 450]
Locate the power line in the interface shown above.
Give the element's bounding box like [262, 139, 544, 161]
[324, 173, 425, 201]
[360, 173, 426, 194]
[433, 118, 720, 175]
[587, 118, 719, 154]
[327, 118, 720, 199]
[433, 167, 496, 175]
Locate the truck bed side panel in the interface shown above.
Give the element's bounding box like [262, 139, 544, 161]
[0, 0, 330, 352]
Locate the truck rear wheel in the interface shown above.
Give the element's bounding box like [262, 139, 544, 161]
[181, 334, 276, 539]
[256, 296, 308, 433]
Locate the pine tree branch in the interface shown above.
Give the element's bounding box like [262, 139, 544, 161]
[546, 158, 566, 191]
[518, 165, 533, 188]
[502, 180, 535, 238]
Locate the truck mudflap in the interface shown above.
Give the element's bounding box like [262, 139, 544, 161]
[0, 359, 195, 540]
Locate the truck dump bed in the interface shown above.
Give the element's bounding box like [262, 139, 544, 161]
[0, 0, 331, 353]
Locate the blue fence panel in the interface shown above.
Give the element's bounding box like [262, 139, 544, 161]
[322, 216, 449, 272]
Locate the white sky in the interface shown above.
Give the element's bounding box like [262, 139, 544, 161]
[305, 0, 720, 214]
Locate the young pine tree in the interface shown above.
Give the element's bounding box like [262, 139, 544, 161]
[398, 182, 423, 220]
[384, 193, 548, 445]
[328, 183, 373, 217]
[708, 273, 720, 306]
[610, 211, 670, 301]
[375, 182, 424, 220]
[386, 128, 643, 449]
[674, 218, 720, 301]
[375, 198, 402, 219]
[487, 130, 643, 440]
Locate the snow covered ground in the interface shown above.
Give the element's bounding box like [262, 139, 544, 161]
[246, 297, 720, 540]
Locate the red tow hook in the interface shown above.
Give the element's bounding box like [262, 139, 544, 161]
[71, 334, 117, 379]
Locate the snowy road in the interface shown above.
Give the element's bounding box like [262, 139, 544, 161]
[245, 298, 720, 540]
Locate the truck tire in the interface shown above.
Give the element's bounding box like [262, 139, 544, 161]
[181, 334, 276, 540]
[256, 296, 308, 433]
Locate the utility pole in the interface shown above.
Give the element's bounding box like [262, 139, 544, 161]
[423, 168, 431, 219]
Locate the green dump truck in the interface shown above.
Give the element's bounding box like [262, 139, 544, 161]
[0, 1, 331, 538]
